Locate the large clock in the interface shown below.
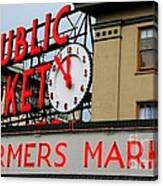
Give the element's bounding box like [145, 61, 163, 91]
[48, 43, 92, 113]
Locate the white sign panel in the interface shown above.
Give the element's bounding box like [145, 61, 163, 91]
[1, 131, 157, 178]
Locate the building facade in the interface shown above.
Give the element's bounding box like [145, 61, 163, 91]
[76, 2, 158, 121]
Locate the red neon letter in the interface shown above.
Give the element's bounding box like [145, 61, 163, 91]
[53, 5, 71, 45]
[21, 69, 34, 113]
[148, 140, 157, 169]
[30, 18, 43, 56]
[36, 63, 51, 109]
[84, 141, 102, 168]
[14, 26, 28, 63]
[7, 144, 22, 167]
[1, 30, 14, 66]
[127, 140, 145, 169]
[4, 74, 19, 116]
[43, 13, 51, 51]
[1, 145, 5, 167]
[24, 143, 36, 167]
[37, 143, 51, 167]
[104, 142, 125, 168]
[54, 142, 67, 168]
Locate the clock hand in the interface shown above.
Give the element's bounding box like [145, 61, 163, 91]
[66, 56, 72, 89]
[54, 56, 72, 89]
[54, 56, 67, 77]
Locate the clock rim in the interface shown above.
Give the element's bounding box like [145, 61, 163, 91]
[48, 42, 92, 114]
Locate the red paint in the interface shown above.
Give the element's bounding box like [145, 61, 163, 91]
[36, 63, 51, 109]
[30, 18, 43, 56]
[55, 55, 72, 89]
[1, 5, 71, 67]
[14, 26, 28, 63]
[84, 141, 103, 168]
[1, 140, 157, 170]
[104, 142, 125, 168]
[7, 144, 22, 168]
[1, 30, 14, 66]
[24, 143, 36, 167]
[37, 143, 52, 167]
[65, 56, 72, 89]
[1, 5, 73, 116]
[148, 140, 157, 169]
[83, 140, 155, 169]
[51, 119, 62, 125]
[4, 74, 19, 116]
[127, 140, 145, 169]
[54, 143, 67, 168]
[21, 69, 34, 113]
[35, 121, 48, 126]
[3, 62, 52, 116]
[1, 142, 68, 168]
[1, 145, 5, 167]
[52, 5, 70, 45]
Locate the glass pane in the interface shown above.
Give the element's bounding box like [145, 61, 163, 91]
[140, 28, 157, 39]
[141, 38, 157, 50]
[139, 107, 146, 119]
[82, 108, 91, 122]
[141, 30, 147, 39]
[139, 103, 158, 120]
[140, 50, 157, 68]
[147, 29, 154, 38]
[150, 106, 155, 119]
[146, 106, 152, 119]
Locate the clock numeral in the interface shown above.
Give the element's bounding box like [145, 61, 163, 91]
[80, 85, 85, 92]
[64, 103, 68, 110]
[67, 47, 72, 54]
[52, 65, 56, 72]
[49, 79, 52, 86]
[50, 92, 54, 100]
[74, 97, 78, 104]
[56, 101, 59, 108]
[83, 56, 86, 63]
[84, 69, 88, 77]
[77, 47, 79, 55]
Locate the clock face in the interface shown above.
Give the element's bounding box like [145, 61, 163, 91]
[48, 43, 92, 113]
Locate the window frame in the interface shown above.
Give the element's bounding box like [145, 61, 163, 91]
[137, 26, 158, 72]
[136, 101, 158, 120]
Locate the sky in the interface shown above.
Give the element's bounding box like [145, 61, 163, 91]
[0, 3, 67, 33]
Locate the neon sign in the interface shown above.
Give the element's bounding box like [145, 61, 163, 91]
[1, 5, 71, 66]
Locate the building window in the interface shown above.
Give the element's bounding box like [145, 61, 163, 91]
[139, 27, 158, 70]
[137, 102, 158, 120]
